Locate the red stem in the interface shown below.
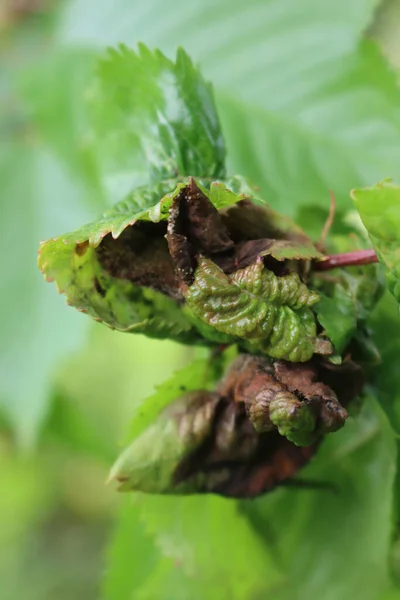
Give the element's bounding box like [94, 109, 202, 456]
[315, 249, 379, 271]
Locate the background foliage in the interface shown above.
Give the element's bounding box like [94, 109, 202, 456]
[2, 0, 400, 598]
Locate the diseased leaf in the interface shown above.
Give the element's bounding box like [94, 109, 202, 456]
[109, 385, 318, 497]
[38, 227, 198, 343]
[185, 257, 330, 362]
[351, 181, 400, 305]
[109, 353, 362, 494]
[37, 178, 250, 341]
[218, 355, 351, 445]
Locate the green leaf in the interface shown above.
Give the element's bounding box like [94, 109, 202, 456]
[56, 0, 400, 220]
[103, 497, 170, 600]
[314, 264, 385, 354]
[20, 48, 102, 206]
[135, 494, 281, 599]
[243, 395, 397, 600]
[369, 292, 400, 432]
[185, 257, 330, 362]
[0, 145, 91, 446]
[23, 45, 226, 205]
[89, 44, 226, 189]
[259, 240, 325, 262]
[352, 181, 400, 305]
[125, 357, 218, 442]
[104, 495, 281, 599]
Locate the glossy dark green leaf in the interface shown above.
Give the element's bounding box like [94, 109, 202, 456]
[88, 44, 226, 198]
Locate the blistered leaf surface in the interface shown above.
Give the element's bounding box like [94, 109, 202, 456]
[185, 257, 328, 362]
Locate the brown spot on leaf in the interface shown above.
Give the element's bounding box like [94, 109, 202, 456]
[75, 241, 89, 256]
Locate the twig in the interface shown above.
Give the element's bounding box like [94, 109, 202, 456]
[318, 190, 337, 250]
[315, 249, 379, 271]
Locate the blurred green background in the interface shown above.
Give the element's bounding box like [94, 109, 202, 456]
[2, 0, 400, 598]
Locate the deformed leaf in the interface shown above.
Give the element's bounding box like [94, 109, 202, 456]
[218, 355, 350, 446]
[109, 387, 318, 497]
[38, 179, 247, 341]
[38, 224, 199, 343]
[109, 354, 362, 496]
[184, 257, 331, 362]
[351, 181, 400, 305]
[166, 177, 235, 285]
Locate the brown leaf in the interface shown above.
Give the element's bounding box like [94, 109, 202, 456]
[172, 391, 318, 498]
[167, 177, 234, 285]
[96, 222, 182, 300]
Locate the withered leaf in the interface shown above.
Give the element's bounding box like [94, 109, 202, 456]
[218, 355, 350, 445]
[109, 354, 362, 497]
[167, 177, 234, 285]
[110, 387, 318, 498]
[97, 222, 182, 300]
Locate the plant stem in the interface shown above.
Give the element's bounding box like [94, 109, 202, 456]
[315, 249, 379, 271]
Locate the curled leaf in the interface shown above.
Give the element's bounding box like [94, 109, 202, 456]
[184, 256, 330, 362]
[110, 354, 362, 497]
[218, 355, 350, 446]
[109, 389, 318, 498]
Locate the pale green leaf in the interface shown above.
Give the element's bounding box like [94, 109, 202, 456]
[125, 357, 218, 443]
[352, 181, 400, 305]
[126, 495, 281, 599]
[314, 264, 385, 354]
[0, 145, 91, 446]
